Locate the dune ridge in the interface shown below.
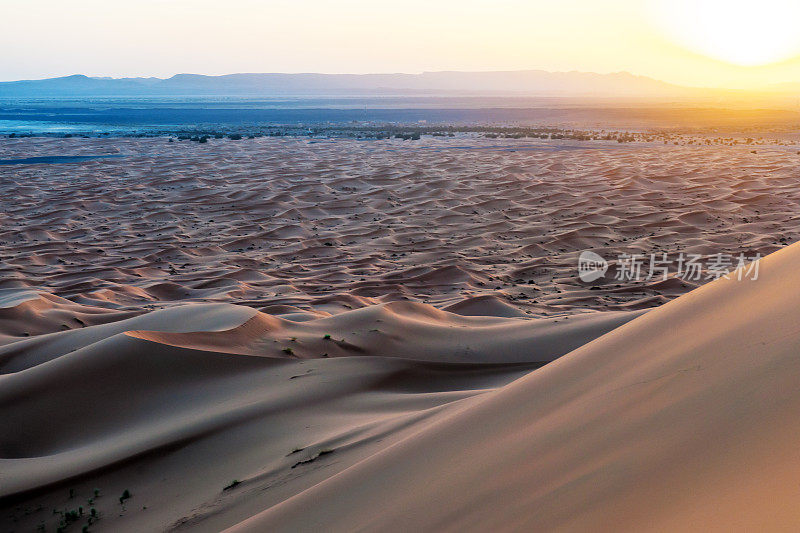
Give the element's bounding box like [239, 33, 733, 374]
[0, 296, 637, 531]
[230, 241, 797, 532]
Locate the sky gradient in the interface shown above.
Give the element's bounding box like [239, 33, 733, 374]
[4, 0, 800, 88]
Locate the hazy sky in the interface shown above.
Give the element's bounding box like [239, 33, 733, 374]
[4, 0, 800, 88]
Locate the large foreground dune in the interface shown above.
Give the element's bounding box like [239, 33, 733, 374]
[235, 235, 795, 531]
[0, 294, 638, 531]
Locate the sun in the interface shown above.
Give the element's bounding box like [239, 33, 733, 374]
[651, 0, 800, 66]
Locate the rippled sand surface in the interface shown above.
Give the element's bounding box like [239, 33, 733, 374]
[2, 136, 799, 532]
[1, 136, 795, 330]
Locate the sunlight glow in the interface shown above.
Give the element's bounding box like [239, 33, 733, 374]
[652, 0, 800, 66]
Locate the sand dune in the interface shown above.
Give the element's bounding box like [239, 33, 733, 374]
[229, 236, 797, 532]
[0, 297, 638, 531]
[1, 136, 798, 531]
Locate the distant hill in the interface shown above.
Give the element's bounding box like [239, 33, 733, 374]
[0, 70, 696, 97]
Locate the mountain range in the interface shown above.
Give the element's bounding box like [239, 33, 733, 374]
[0, 70, 695, 97]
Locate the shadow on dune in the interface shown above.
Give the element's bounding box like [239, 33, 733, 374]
[0, 299, 639, 532]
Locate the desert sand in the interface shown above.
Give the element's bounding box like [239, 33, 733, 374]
[1, 135, 798, 531]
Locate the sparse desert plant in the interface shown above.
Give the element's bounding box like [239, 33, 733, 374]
[290, 447, 336, 468]
[282, 347, 294, 355]
[323, 334, 331, 340]
[119, 489, 131, 504]
[223, 479, 241, 491]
